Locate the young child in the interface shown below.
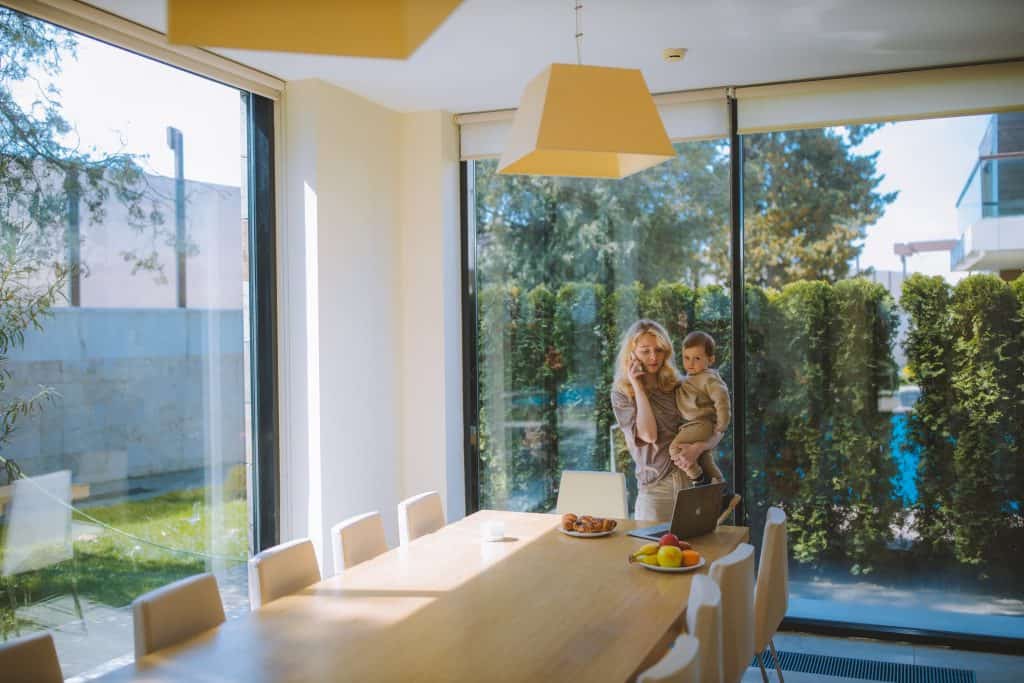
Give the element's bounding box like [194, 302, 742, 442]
[669, 330, 731, 486]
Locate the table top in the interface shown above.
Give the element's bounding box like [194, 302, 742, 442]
[99, 511, 748, 683]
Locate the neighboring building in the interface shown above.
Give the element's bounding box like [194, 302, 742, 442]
[950, 112, 1024, 279]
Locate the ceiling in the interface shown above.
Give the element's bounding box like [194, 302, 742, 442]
[86, 0, 1024, 114]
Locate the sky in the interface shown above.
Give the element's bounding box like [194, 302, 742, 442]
[13, 15, 992, 285]
[14, 28, 243, 188]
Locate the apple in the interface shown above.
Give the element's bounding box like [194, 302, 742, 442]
[659, 532, 681, 548]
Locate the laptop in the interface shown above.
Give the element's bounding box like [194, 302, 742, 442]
[628, 482, 727, 542]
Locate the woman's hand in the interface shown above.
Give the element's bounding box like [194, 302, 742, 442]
[628, 356, 646, 390]
[670, 442, 702, 468]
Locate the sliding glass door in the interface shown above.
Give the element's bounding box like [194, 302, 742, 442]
[0, 7, 275, 675]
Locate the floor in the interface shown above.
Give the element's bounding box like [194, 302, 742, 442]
[740, 632, 1024, 683]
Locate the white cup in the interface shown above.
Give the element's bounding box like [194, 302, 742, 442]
[481, 520, 505, 541]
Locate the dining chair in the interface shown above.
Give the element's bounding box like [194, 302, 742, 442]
[554, 470, 628, 519]
[636, 633, 701, 683]
[709, 542, 755, 683]
[0, 631, 63, 683]
[248, 538, 322, 608]
[716, 494, 742, 527]
[754, 507, 789, 683]
[685, 574, 724, 683]
[331, 511, 388, 573]
[132, 573, 225, 659]
[397, 491, 446, 545]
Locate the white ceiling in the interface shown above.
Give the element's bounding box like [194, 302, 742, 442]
[86, 0, 1024, 114]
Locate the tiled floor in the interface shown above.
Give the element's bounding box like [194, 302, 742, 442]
[741, 632, 1024, 683]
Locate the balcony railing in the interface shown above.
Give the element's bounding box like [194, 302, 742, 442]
[956, 152, 1024, 233]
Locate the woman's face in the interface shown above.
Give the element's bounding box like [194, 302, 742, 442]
[632, 333, 667, 374]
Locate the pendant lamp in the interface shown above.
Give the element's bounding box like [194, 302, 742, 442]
[498, 4, 675, 179]
[166, 0, 463, 59]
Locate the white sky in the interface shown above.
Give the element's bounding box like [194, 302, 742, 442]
[15, 17, 990, 284]
[15, 29, 243, 188]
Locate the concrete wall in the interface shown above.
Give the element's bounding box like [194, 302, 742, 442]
[7, 308, 245, 495]
[278, 80, 464, 574]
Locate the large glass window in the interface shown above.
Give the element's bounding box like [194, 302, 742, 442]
[467, 109, 1024, 644]
[1, 8, 258, 675]
[470, 141, 733, 514]
[742, 115, 1024, 640]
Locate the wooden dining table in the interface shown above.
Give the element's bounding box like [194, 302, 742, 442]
[98, 510, 748, 682]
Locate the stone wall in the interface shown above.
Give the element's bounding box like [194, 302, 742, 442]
[5, 308, 245, 495]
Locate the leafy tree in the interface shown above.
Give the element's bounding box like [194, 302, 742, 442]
[742, 126, 897, 289]
[475, 127, 894, 293]
[0, 7, 165, 479]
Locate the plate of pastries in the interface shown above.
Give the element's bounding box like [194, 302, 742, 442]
[559, 513, 618, 537]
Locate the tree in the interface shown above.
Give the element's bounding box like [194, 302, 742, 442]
[474, 127, 894, 293]
[743, 126, 897, 289]
[0, 7, 166, 479]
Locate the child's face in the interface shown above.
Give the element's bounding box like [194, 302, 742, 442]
[682, 345, 713, 375]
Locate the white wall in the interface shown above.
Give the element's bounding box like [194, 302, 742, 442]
[279, 80, 463, 575]
[397, 111, 465, 522]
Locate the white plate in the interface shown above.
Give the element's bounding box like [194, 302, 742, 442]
[559, 527, 616, 538]
[630, 556, 706, 573]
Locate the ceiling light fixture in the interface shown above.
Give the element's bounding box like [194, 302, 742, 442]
[166, 0, 463, 59]
[498, 2, 676, 179]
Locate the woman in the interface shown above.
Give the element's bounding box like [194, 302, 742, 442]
[610, 319, 724, 521]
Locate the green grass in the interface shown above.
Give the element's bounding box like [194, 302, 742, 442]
[1, 487, 249, 636]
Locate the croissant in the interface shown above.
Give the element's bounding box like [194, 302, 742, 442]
[562, 513, 578, 530]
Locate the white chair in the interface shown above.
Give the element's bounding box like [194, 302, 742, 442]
[331, 511, 388, 573]
[397, 491, 446, 546]
[132, 573, 225, 659]
[2, 471, 84, 630]
[685, 574, 724, 683]
[0, 631, 63, 683]
[709, 543, 755, 683]
[248, 538, 321, 608]
[754, 507, 789, 682]
[637, 633, 701, 683]
[554, 470, 628, 519]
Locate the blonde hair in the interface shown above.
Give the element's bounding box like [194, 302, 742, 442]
[613, 319, 682, 398]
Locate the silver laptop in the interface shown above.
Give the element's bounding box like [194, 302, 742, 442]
[628, 482, 727, 542]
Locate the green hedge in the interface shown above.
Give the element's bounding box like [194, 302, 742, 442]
[476, 275, 1023, 571]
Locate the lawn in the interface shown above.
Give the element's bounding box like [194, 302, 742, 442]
[1, 487, 249, 637]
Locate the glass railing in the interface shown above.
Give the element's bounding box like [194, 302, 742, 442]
[956, 153, 1024, 232]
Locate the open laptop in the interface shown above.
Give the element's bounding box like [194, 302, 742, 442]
[628, 481, 727, 542]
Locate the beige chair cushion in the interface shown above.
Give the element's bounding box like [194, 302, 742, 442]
[0, 631, 63, 683]
[554, 470, 628, 519]
[754, 506, 789, 652]
[710, 542, 755, 683]
[685, 574, 723, 683]
[397, 491, 445, 546]
[248, 538, 321, 609]
[132, 573, 225, 659]
[637, 633, 700, 683]
[331, 511, 388, 573]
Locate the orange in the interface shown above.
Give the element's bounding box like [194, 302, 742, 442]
[681, 549, 701, 566]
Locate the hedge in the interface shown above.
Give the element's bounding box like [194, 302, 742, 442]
[476, 275, 1023, 571]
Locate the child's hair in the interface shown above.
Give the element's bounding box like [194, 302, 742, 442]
[682, 330, 716, 357]
[613, 319, 682, 397]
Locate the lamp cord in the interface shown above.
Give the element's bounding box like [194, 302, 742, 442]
[574, 1, 583, 65]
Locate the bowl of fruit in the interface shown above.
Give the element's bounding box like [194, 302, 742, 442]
[628, 533, 704, 572]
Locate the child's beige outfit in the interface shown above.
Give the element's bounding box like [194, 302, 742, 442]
[670, 368, 731, 483]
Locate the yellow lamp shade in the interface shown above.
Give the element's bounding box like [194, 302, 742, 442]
[166, 0, 462, 59]
[498, 64, 676, 179]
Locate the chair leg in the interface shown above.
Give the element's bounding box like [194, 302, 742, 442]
[4, 578, 21, 637]
[70, 554, 87, 634]
[756, 651, 770, 683]
[768, 638, 785, 683]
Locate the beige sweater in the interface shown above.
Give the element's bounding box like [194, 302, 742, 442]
[674, 368, 731, 431]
